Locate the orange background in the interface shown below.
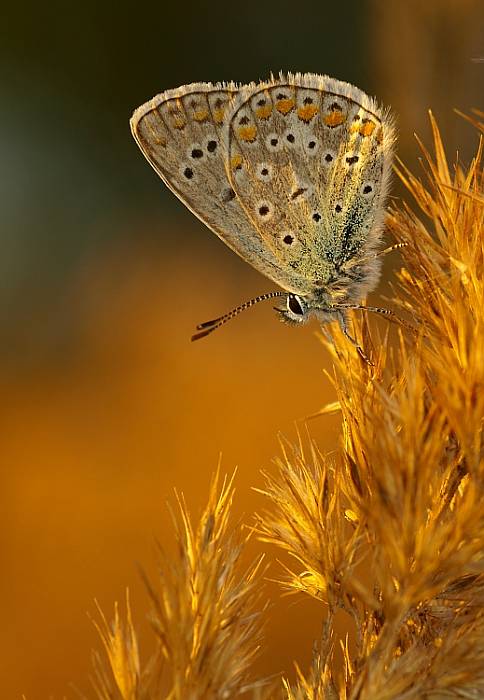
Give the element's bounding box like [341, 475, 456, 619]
[1, 0, 482, 696]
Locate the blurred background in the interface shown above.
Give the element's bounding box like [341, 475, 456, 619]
[1, 0, 482, 696]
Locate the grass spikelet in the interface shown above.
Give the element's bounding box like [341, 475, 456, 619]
[255, 437, 365, 611]
[144, 468, 267, 699]
[91, 590, 161, 700]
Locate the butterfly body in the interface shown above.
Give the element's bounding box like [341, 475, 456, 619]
[131, 73, 395, 347]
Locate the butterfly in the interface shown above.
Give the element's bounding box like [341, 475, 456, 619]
[130, 72, 400, 361]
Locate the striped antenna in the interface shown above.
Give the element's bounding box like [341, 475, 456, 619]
[192, 291, 286, 341]
[375, 242, 408, 258]
[333, 303, 417, 334]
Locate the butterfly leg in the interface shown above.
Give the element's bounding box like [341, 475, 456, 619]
[337, 313, 374, 366]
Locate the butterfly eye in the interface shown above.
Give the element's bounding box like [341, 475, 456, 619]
[287, 294, 305, 316]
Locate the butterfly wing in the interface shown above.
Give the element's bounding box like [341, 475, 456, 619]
[130, 82, 306, 291]
[224, 73, 395, 295]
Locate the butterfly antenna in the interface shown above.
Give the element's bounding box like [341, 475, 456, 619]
[374, 242, 408, 258]
[333, 303, 417, 335]
[192, 291, 286, 341]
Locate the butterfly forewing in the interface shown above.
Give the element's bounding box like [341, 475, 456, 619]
[225, 73, 394, 291]
[130, 82, 301, 288]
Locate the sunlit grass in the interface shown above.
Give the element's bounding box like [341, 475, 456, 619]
[90, 114, 484, 699]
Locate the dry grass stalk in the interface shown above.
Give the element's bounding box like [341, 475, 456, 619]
[92, 114, 483, 699]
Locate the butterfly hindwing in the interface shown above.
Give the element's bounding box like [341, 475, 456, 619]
[225, 73, 395, 292]
[130, 82, 305, 290]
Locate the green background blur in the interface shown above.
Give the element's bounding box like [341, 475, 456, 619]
[1, 0, 482, 697]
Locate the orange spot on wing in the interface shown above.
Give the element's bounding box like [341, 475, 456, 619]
[323, 111, 346, 127]
[255, 104, 272, 119]
[276, 98, 295, 115]
[193, 110, 209, 123]
[230, 154, 243, 170]
[213, 108, 225, 124]
[359, 120, 376, 137]
[238, 126, 257, 142]
[297, 104, 318, 122]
